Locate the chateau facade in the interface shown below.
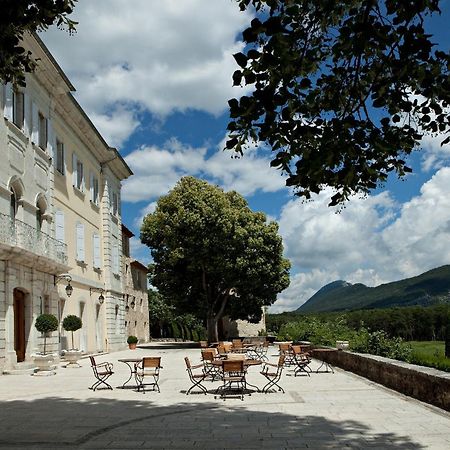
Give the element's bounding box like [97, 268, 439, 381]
[0, 34, 135, 373]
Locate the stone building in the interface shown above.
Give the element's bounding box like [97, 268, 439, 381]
[0, 33, 132, 373]
[122, 225, 149, 343]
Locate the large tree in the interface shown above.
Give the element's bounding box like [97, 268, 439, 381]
[0, 0, 77, 86]
[227, 0, 450, 205]
[141, 176, 290, 342]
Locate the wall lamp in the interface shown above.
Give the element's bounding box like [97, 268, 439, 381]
[90, 287, 105, 304]
[54, 274, 73, 297]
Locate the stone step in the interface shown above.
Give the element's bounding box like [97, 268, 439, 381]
[3, 362, 37, 375]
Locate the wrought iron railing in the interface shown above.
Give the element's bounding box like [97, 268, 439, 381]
[0, 213, 68, 265]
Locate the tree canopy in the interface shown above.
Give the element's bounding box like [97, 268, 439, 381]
[140, 176, 290, 341]
[227, 0, 450, 205]
[0, 0, 77, 86]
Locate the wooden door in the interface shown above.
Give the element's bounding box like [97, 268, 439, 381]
[13, 290, 25, 362]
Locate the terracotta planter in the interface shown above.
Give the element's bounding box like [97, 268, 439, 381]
[128, 343, 137, 350]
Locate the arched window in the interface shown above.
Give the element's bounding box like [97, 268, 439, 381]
[36, 195, 47, 231]
[10, 188, 16, 219]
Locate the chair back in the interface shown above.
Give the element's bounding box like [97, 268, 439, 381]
[184, 356, 192, 370]
[227, 353, 245, 361]
[291, 345, 302, 355]
[89, 356, 96, 367]
[278, 354, 286, 367]
[279, 343, 291, 353]
[232, 339, 243, 349]
[201, 349, 215, 362]
[142, 357, 161, 369]
[222, 359, 244, 374]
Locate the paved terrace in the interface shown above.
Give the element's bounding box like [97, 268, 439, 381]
[0, 343, 449, 449]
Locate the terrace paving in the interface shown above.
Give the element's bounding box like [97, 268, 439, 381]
[0, 342, 449, 449]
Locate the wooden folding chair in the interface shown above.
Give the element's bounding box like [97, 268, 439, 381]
[260, 354, 285, 393]
[89, 356, 114, 391]
[184, 357, 207, 395]
[218, 359, 247, 401]
[201, 349, 222, 381]
[135, 357, 162, 393]
[292, 345, 312, 377]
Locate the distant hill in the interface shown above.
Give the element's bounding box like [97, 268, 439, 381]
[297, 265, 450, 313]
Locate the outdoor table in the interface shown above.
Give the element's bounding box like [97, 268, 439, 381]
[118, 358, 142, 388]
[312, 348, 337, 373]
[212, 358, 262, 392]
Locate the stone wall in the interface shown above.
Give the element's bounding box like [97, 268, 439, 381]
[311, 348, 450, 412]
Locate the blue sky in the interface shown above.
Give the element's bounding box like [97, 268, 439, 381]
[41, 0, 450, 312]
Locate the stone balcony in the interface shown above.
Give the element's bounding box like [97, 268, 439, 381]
[0, 212, 70, 274]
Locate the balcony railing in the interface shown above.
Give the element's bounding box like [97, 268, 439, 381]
[0, 213, 68, 265]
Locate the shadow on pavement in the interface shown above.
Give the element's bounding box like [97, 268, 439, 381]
[0, 396, 425, 449]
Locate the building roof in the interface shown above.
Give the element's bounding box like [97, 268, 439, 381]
[131, 260, 149, 273]
[122, 224, 135, 238]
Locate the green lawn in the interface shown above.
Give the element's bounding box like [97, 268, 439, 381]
[408, 341, 450, 372]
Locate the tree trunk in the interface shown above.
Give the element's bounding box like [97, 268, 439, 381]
[207, 314, 218, 343]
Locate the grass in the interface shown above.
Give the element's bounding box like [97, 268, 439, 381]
[408, 341, 450, 372]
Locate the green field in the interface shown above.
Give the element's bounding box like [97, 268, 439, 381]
[408, 341, 450, 372]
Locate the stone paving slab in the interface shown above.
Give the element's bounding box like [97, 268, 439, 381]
[0, 343, 449, 449]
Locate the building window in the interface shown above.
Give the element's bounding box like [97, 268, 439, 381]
[10, 189, 17, 219]
[93, 233, 101, 269]
[13, 91, 24, 129]
[76, 222, 85, 262]
[38, 112, 47, 149]
[72, 153, 84, 191]
[56, 140, 65, 175]
[111, 190, 118, 216]
[90, 173, 99, 205]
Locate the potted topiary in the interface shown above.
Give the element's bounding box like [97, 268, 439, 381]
[33, 313, 59, 374]
[62, 315, 83, 367]
[127, 335, 138, 350]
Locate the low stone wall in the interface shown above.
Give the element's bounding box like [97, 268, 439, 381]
[311, 348, 450, 412]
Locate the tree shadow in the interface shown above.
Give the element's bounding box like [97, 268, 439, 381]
[0, 396, 426, 449]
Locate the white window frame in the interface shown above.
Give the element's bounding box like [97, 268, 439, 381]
[13, 90, 24, 129]
[90, 172, 99, 205]
[93, 233, 101, 269]
[72, 153, 84, 191]
[38, 112, 47, 150]
[76, 222, 85, 262]
[56, 139, 65, 175]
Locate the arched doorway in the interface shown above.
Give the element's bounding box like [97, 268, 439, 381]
[13, 289, 26, 362]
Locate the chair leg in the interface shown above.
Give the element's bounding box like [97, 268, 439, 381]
[90, 375, 113, 391]
[186, 378, 207, 395]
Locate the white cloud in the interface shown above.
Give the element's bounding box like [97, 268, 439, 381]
[272, 168, 450, 312]
[40, 0, 253, 143]
[122, 137, 287, 202]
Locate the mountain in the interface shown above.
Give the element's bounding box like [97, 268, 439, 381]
[297, 265, 450, 313]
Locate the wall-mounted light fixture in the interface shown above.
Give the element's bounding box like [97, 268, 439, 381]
[54, 274, 73, 297]
[90, 287, 105, 304]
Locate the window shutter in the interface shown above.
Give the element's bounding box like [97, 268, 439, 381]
[76, 222, 85, 262]
[31, 102, 39, 144]
[72, 153, 77, 186]
[90, 172, 94, 202]
[23, 92, 31, 136]
[55, 211, 65, 242]
[4, 83, 13, 121]
[47, 118, 54, 159]
[93, 233, 101, 268]
[112, 242, 119, 274]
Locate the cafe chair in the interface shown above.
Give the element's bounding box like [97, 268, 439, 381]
[291, 345, 312, 377]
[217, 359, 247, 401]
[135, 357, 162, 393]
[89, 356, 114, 391]
[260, 355, 285, 393]
[201, 349, 222, 381]
[184, 357, 207, 395]
[279, 343, 295, 366]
